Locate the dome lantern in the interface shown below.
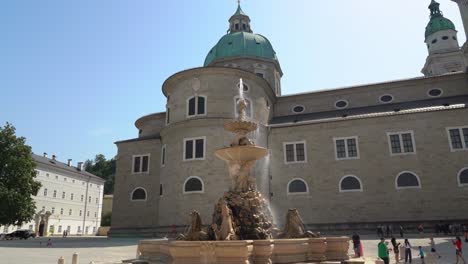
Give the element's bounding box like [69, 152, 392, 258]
[228, 2, 252, 33]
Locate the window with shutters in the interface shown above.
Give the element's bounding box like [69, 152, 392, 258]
[187, 96, 207, 117]
[447, 126, 468, 151]
[387, 131, 416, 155]
[132, 154, 151, 174]
[183, 137, 205, 161]
[283, 141, 307, 164]
[334, 137, 359, 160]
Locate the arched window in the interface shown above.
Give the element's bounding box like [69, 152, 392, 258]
[458, 168, 468, 186]
[187, 96, 206, 117]
[183, 176, 204, 194]
[339, 175, 363, 192]
[131, 188, 147, 201]
[287, 178, 308, 195]
[234, 97, 252, 118]
[395, 171, 421, 189]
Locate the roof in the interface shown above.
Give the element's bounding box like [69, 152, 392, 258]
[114, 134, 161, 144]
[270, 95, 468, 127]
[32, 154, 104, 183]
[204, 32, 278, 66]
[233, 5, 246, 16]
[425, 0, 456, 38]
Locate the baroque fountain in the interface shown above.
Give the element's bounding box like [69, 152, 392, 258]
[136, 79, 350, 264]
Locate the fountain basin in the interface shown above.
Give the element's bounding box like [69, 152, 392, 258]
[224, 120, 257, 134]
[215, 146, 268, 163]
[137, 237, 349, 264]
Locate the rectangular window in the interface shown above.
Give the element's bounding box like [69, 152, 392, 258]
[161, 145, 166, 166]
[62, 192, 66, 199]
[77, 226, 81, 233]
[447, 127, 468, 151]
[334, 137, 359, 160]
[79, 210, 82, 216]
[43, 188, 48, 196]
[51, 207, 55, 214]
[70, 193, 74, 201]
[166, 107, 170, 124]
[60, 208, 64, 215]
[183, 137, 205, 161]
[81, 195, 84, 202]
[387, 131, 416, 155]
[132, 154, 150, 173]
[255, 72, 264, 78]
[187, 96, 206, 117]
[283, 141, 307, 164]
[69, 209, 72, 216]
[89, 196, 91, 203]
[53, 190, 57, 198]
[58, 225, 62, 233]
[160, 184, 163, 196]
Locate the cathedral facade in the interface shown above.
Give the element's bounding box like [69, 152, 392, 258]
[111, 1, 468, 235]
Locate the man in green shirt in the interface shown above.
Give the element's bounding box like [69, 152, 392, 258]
[378, 237, 390, 264]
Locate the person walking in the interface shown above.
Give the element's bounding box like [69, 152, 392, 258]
[352, 232, 361, 258]
[418, 246, 426, 264]
[429, 237, 442, 258]
[404, 238, 412, 264]
[453, 237, 467, 264]
[399, 225, 404, 238]
[391, 237, 401, 263]
[46, 238, 52, 247]
[378, 237, 390, 264]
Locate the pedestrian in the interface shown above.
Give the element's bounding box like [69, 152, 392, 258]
[418, 224, 424, 235]
[404, 238, 412, 264]
[46, 238, 52, 247]
[378, 237, 390, 264]
[391, 237, 401, 263]
[62, 230, 66, 238]
[418, 246, 425, 264]
[386, 225, 390, 237]
[453, 236, 467, 264]
[399, 225, 404, 238]
[352, 232, 361, 257]
[429, 237, 441, 258]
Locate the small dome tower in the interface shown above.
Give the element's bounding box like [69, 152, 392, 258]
[425, 0, 459, 54]
[422, 0, 467, 76]
[228, 3, 252, 33]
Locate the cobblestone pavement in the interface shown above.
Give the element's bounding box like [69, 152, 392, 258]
[0, 234, 467, 264]
[0, 236, 139, 264]
[350, 235, 468, 264]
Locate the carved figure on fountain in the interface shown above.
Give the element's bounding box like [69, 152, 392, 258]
[176, 210, 208, 241]
[211, 199, 238, 241]
[278, 208, 320, 239]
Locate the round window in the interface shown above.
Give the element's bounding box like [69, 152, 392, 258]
[335, 100, 349, 109]
[379, 95, 394, 103]
[292, 105, 305, 113]
[428, 88, 443, 97]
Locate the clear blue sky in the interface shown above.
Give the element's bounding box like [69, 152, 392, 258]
[0, 0, 465, 164]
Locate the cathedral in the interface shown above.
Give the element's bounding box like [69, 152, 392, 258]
[111, 1, 468, 235]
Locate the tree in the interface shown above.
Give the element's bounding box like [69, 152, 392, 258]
[84, 154, 116, 194]
[0, 123, 41, 226]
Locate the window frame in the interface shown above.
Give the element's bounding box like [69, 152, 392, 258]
[395, 171, 422, 190]
[446, 126, 468, 152]
[387, 131, 417, 156]
[427, 88, 443, 97]
[161, 145, 166, 167]
[333, 136, 360, 160]
[286, 178, 309, 196]
[130, 187, 148, 202]
[183, 176, 205, 194]
[339, 175, 363, 193]
[186, 95, 207, 118]
[292, 105, 305, 114]
[458, 167, 468, 187]
[283, 141, 307, 164]
[131, 154, 151, 174]
[379, 94, 394, 104]
[183, 137, 206, 161]
[234, 96, 253, 119]
[334, 99, 349, 110]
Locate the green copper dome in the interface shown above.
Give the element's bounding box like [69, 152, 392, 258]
[204, 32, 278, 66]
[425, 0, 456, 38]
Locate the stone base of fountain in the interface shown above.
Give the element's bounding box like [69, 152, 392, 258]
[136, 237, 349, 264]
[211, 190, 273, 240]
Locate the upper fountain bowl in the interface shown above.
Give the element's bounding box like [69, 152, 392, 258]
[215, 145, 268, 163]
[224, 120, 257, 135]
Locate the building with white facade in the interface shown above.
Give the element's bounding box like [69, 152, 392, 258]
[1, 153, 105, 236]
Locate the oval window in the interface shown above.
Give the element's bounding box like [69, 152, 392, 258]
[380, 95, 394, 103]
[292, 105, 305, 113]
[335, 100, 349, 109]
[431, 39, 438, 44]
[428, 88, 443, 97]
[442, 36, 449, 40]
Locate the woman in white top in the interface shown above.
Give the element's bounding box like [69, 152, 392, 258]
[404, 239, 412, 264]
